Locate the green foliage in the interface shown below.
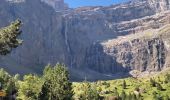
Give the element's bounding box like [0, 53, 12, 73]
[0, 64, 74, 100]
[39, 63, 73, 100]
[0, 63, 170, 100]
[164, 95, 170, 100]
[113, 87, 119, 98]
[120, 90, 126, 100]
[156, 95, 163, 100]
[131, 93, 137, 100]
[0, 19, 22, 55]
[156, 83, 163, 91]
[73, 72, 170, 100]
[17, 74, 43, 100]
[134, 86, 140, 92]
[164, 74, 170, 84]
[122, 80, 126, 89]
[0, 68, 18, 99]
[77, 82, 100, 100]
[128, 93, 132, 100]
[150, 78, 156, 87]
[105, 82, 110, 88]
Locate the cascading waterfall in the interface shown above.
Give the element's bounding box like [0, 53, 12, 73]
[64, 19, 73, 68]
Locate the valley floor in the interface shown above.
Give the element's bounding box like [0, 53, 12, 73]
[73, 69, 170, 100]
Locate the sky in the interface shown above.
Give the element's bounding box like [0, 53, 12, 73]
[64, 0, 129, 8]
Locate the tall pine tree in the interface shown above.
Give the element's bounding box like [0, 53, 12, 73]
[39, 63, 73, 100]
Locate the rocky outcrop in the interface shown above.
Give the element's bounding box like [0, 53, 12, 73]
[0, 0, 170, 80]
[132, 0, 170, 11]
[101, 35, 167, 73]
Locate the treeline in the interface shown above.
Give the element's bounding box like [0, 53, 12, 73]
[0, 64, 101, 100]
[0, 64, 73, 100]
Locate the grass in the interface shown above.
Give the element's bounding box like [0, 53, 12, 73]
[73, 70, 170, 99]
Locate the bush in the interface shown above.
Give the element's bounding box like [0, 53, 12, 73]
[156, 83, 163, 91]
[17, 74, 43, 100]
[0, 68, 18, 99]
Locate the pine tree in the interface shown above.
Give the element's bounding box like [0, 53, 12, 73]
[39, 63, 73, 100]
[0, 19, 22, 55]
[122, 80, 126, 89]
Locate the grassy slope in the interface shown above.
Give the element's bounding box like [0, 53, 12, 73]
[73, 69, 170, 99]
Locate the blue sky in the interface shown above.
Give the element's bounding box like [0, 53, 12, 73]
[64, 0, 129, 8]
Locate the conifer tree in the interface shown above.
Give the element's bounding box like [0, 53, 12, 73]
[39, 63, 73, 100]
[0, 19, 22, 55]
[122, 80, 126, 89]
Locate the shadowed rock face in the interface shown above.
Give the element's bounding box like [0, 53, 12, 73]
[101, 37, 167, 72]
[0, 0, 170, 81]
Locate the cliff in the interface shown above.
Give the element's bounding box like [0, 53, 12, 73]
[0, 0, 170, 81]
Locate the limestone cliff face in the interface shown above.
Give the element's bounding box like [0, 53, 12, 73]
[41, 0, 68, 10]
[100, 36, 167, 73]
[133, 0, 170, 12]
[1, 0, 170, 80]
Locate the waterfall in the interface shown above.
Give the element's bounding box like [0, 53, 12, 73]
[64, 19, 73, 68]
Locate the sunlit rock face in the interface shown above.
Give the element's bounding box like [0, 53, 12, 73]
[132, 0, 170, 12]
[41, 0, 68, 10]
[6, 0, 25, 3]
[1, 0, 170, 81]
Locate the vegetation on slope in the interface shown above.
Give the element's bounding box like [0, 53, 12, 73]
[0, 19, 22, 55]
[0, 67, 170, 100]
[73, 71, 170, 100]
